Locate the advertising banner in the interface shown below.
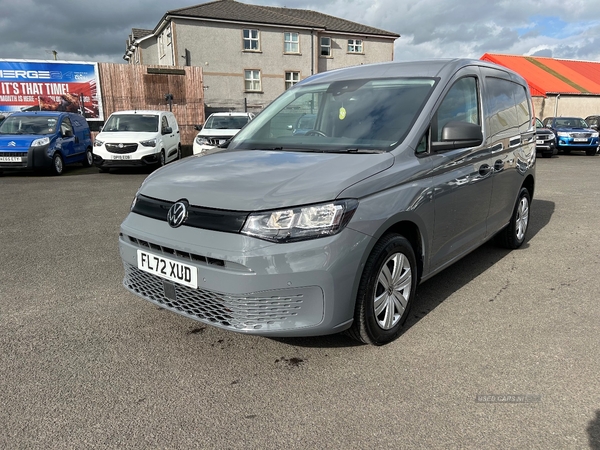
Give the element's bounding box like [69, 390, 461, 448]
[0, 59, 103, 120]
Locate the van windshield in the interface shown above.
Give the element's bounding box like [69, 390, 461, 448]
[228, 77, 437, 152]
[103, 114, 158, 132]
[0, 115, 59, 135]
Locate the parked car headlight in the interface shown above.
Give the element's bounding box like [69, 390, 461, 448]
[241, 199, 359, 243]
[195, 136, 210, 145]
[140, 138, 157, 147]
[591, 132, 599, 138]
[31, 137, 50, 147]
[94, 139, 104, 147]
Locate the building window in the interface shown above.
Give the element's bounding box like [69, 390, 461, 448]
[159, 35, 165, 58]
[245, 70, 261, 91]
[243, 29, 260, 51]
[285, 72, 300, 89]
[320, 37, 331, 56]
[284, 32, 299, 53]
[347, 39, 363, 53]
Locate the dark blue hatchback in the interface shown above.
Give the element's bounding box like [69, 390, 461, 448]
[0, 111, 93, 175]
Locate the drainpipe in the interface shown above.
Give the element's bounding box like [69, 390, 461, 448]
[554, 94, 560, 117]
[311, 29, 315, 75]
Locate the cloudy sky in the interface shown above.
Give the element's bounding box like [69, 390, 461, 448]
[0, 0, 599, 63]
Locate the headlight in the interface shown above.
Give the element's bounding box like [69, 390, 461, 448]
[592, 132, 599, 138]
[241, 199, 358, 243]
[94, 139, 104, 147]
[195, 136, 210, 145]
[557, 132, 570, 137]
[31, 137, 50, 147]
[140, 138, 157, 147]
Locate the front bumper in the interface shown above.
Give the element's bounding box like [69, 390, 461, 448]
[0, 145, 53, 170]
[93, 145, 161, 168]
[119, 212, 371, 337]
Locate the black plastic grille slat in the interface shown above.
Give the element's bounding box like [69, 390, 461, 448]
[127, 235, 209, 265]
[106, 143, 139, 154]
[132, 195, 249, 233]
[0, 152, 28, 157]
[123, 262, 303, 330]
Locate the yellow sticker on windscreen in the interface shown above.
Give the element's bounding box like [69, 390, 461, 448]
[339, 107, 346, 120]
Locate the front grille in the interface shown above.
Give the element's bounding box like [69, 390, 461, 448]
[125, 234, 227, 268]
[123, 262, 303, 330]
[205, 137, 230, 146]
[571, 133, 592, 138]
[537, 133, 552, 140]
[0, 151, 27, 157]
[132, 195, 248, 233]
[106, 143, 138, 154]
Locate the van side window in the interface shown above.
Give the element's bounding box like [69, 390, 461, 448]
[432, 77, 479, 142]
[61, 117, 74, 137]
[486, 77, 521, 138]
[513, 84, 531, 132]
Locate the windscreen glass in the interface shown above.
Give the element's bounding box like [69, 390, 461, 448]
[228, 77, 437, 152]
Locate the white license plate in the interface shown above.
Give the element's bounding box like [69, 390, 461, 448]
[137, 250, 198, 289]
[535, 140, 544, 144]
[0, 156, 22, 162]
[573, 138, 588, 142]
[112, 154, 131, 160]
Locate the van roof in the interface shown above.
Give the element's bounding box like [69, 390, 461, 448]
[110, 110, 169, 115]
[299, 58, 523, 86]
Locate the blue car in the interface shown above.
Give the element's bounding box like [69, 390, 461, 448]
[0, 111, 93, 175]
[542, 116, 599, 156]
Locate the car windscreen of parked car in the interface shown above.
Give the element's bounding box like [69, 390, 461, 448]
[229, 78, 437, 152]
[0, 115, 59, 135]
[103, 114, 159, 132]
[204, 115, 251, 130]
[554, 117, 589, 128]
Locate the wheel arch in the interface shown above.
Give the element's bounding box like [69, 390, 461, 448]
[522, 174, 535, 199]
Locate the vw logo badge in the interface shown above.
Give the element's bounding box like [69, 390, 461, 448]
[118, 143, 124, 148]
[167, 200, 189, 228]
[8, 141, 16, 147]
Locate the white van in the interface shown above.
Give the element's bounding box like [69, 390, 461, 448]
[93, 110, 180, 172]
[192, 112, 254, 155]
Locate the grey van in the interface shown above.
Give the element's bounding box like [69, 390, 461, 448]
[119, 59, 536, 345]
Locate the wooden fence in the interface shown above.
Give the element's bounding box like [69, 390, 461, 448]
[96, 63, 204, 146]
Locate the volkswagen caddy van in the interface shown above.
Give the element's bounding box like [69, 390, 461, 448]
[0, 111, 93, 175]
[119, 59, 536, 345]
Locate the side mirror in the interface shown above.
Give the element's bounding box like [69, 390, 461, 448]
[431, 121, 483, 152]
[162, 126, 172, 135]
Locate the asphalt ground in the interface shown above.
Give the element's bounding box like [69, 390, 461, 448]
[1, 152, 599, 449]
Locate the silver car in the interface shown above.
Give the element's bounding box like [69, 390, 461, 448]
[119, 59, 536, 345]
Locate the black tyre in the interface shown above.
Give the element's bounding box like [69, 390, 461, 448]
[51, 152, 64, 176]
[495, 187, 531, 249]
[586, 148, 596, 156]
[347, 233, 417, 345]
[83, 147, 93, 167]
[159, 150, 166, 167]
[176, 144, 181, 161]
[562, 148, 571, 155]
